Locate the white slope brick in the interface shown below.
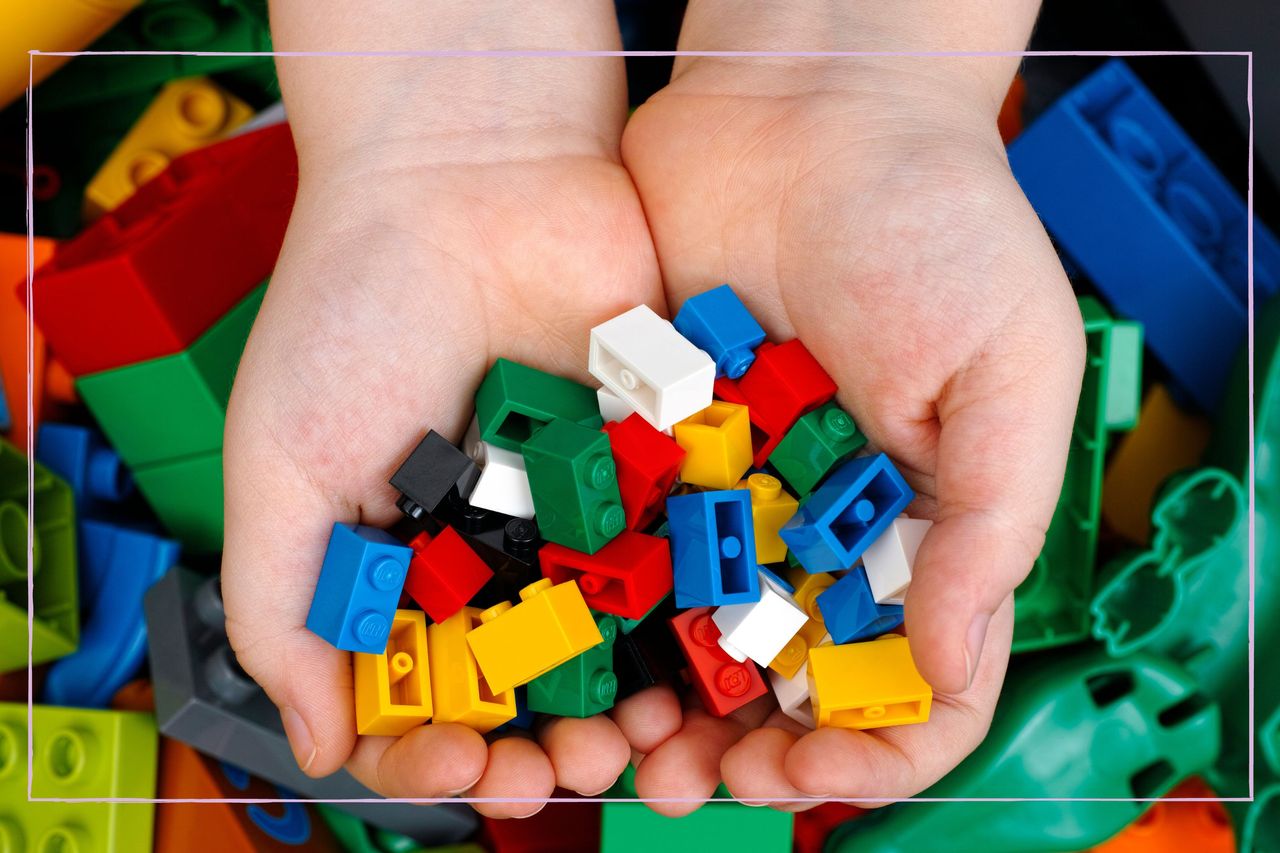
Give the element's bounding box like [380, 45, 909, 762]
[463, 417, 535, 519]
[770, 660, 816, 730]
[862, 516, 932, 605]
[712, 572, 808, 666]
[589, 305, 715, 431]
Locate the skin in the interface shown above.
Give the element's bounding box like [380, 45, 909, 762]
[225, 0, 1082, 818]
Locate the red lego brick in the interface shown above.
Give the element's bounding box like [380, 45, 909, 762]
[539, 530, 672, 620]
[793, 802, 866, 853]
[603, 413, 685, 530]
[23, 123, 297, 376]
[713, 375, 780, 468]
[403, 526, 494, 624]
[668, 607, 767, 717]
[481, 794, 600, 853]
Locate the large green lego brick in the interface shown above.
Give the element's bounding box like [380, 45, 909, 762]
[475, 358, 602, 452]
[601, 801, 792, 853]
[522, 419, 624, 554]
[76, 283, 265, 469]
[527, 612, 620, 717]
[0, 702, 157, 851]
[0, 438, 77, 672]
[767, 402, 866, 496]
[132, 450, 223, 553]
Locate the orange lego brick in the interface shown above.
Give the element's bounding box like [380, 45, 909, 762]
[428, 606, 517, 734]
[1, 233, 58, 449]
[1088, 777, 1233, 853]
[807, 635, 931, 730]
[354, 609, 432, 736]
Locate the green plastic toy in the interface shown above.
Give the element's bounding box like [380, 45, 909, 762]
[316, 805, 476, 853]
[475, 358, 603, 453]
[767, 402, 866, 496]
[527, 612, 620, 717]
[601, 800, 792, 853]
[521, 418, 625, 554]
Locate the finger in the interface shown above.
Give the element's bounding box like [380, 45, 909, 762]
[345, 723, 488, 798]
[721, 726, 818, 812]
[537, 714, 631, 796]
[466, 736, 557, 819]
[609, 684, 684, 755]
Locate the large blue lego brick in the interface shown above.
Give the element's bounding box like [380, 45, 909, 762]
[780, 453, 914, 572]
[1008, 59, 1280, 412]
[306, 522, 411, 654]
[35, 422, 134, 515]
[673, 284, 767, 379]
[668, 489, 761, 608]
[816, 566, 904, 644]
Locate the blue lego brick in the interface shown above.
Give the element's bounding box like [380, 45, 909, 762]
[306, 522, 412, 654]
[779, 453, 914, 572]
[758, 564, 795, 594]
[1008, 59, 1280, 412]
[673, 284, 767, 379]
[816, 566, 904, 644]
[668, 489, 761, 608]
[493, 686, 534, 734]
[43, 519, 180, 707]
[34, 422, 135, 515]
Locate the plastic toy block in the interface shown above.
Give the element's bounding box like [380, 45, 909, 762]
[602, 413, 685, 530]
[712, 570, 807, 666]
[768, 402, 867, 496]
[597, 385, 639, 425]
[319, 807, 468, 853]
[34, 422, 134, 514]
[427, 606, 517, 733]
[474, 358, 602, 452]
[735, 472, 798, 564]
[522, 418, 626, 554]
[600, 801, 792, 853]
[75, 282, 265, 468]
[588, 304, 716, 431]
[793, 803, 867, 853]
[0, 438, 79, 671]
[403, 526, 493, 624]
[85, 76, 254, 217]
[354, 609, 433, 736]
[539, 530, 672, 620]
[441, 501, 545, 609]
[667, 488, 760, 608]
[672, 284, 766, 379]
[482, 801, 601, 853]
[668, 607, 768, 717]
[672, 400, 753, 490]
[1007, 59, 1278, 412]
[144, 566, 479, 843]
[43, 520, 179, 707]
[861, 516, 931, 606]
[780, 452, 915, 572]
[815, 566, 904, 644]
[768, 568, 834, 679]
[466, 579, 604, 694]
[130, 449, 225, 553]
[24, 123, 295, 376]
[1087, 778, 1234, 853]
[527, 611, 620, 717]
[0, 234, 58, 449]
[807, 635, 930, 729]
[769, 640, 829, 729]
[390, 429, 480, 521]
[734, 339, 837, 461]
[459, 417, 533, 519]
[306, 523, 412, 654]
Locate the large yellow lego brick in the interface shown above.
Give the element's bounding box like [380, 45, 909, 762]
[674, 401, 753, 489]
[466, 579, 603, 694]
[428, 606, 517, 734]
[85, 76, 253, 217]
[769, 568, 835, 678]
[807, 636, 931, 730]
[354, 610, 432, 736]
[735, 473, 798, 564]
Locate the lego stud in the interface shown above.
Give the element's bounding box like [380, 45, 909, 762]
[519, 578, 555, 602]
[587, 669, 619, 705]
[596, 614, 619, 649]
[0, 501, 29, 584]
[355, 612, 390, 647]
[773, 635, 807, 671]
[35, 826, 92, 853]
[389, 651, 415, 685]
[88, 445, 133, 502]
[747, 473, 783, 503]
[368, 556, 407, 592]
[722, 350, 754, 380]
[821, 407, 857, 441]
[689, 612, 721, 648]
[179, 86, 235, 138]
[193, 576, 227, 632]
[479, 601, 514, 623]
[593, 504, 625, 538]
[204, 643, 260, 706]
[128, 149, 172, 189]
[43, 726, 96, 784]
[585, 454, 617, 490]
[503, 518, 539, 557]
[715, 662, 756, 698]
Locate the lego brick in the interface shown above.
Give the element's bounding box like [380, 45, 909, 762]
[466, 579, 604, 694]
[668, 488, 760, 608]
[602, 413, 685, 530]
[34, 422, 134, 514]
[43, 520, 180, 707]
[861, 516, 931, 606]
[441, 502, 544, 610]
[733, 339, 837, 466]
[0, 233, 58, 449]
[613, 597, 682, 700]
[588, 304, 716, 431]
[319, 805, 472, 853]
[144, 566, 478, 843]
[807, 636, 931, 730]
[403, 526, 493, 624]
[483, 799, 601, 853]
[597, 385, 638, 425]
[462, 417, 534, 519]
[600, 801, 792, 853]
[354, 609, 433, 736]
[0, 374, 6, 431]
[390, 429, 480, 521]
[25, 123, 295, 376]
[769, 652, 820, 729]
[768, 402, 867, 496]
[307, 523, 412, 655]
[618, 593, 669, 634]
[712, 571, 808, 666]
[815, 567, 904, 644]
[85, 76, 254, 216]
[75, 282, 265, 468]
[130, 449, 225, 553]
[539, 530, 672, 620]
[1087, 777, 1234, 853]
[673, 401, 753, 490]
[668, 607, 768, 717]
[768, 569, 834, 679]
[1007, 59, 1279, 411]
[735, 472, 798, 564]
[780, 453, 914, 572]
[672, 284, 766, 379]
[522, 418, 625, 554]
[527, 612, 620, 717]
[428, 605, 517, 733]
[474, 358, 602, 452]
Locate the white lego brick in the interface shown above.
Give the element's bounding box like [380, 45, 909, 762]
[770, 660, 816, 730]
[463, 417, 535, 519]
[862, 516, 932, 605]
[589, 305, 715, 431]
[597, 386, 638, 424]
[712, 572, 808, 666]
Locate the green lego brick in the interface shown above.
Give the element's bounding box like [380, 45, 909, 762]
[527, 612, 620, 717]
[0, 438, 78, 672]
[475, 358, 602, 452]
[76, 283, 265, 469]
[0, 702, 157, 851]
[1011, 297, 1142, 653]
[317, 805, 469, 853]
[601, 801, 792, 853]
[767, 402, 866, 496]
[132, 450, 223, 553]
[522, 419, 624, 554]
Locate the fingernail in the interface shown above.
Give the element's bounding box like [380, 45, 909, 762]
[445, 772, 485, 797]
[281, 706, 316, 773]
[963, 613, 991, 689]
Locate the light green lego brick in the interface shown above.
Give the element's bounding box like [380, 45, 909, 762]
[1103, 321, 1143, 431]
[133, 451, 224, 554]
[601, 801, 792, 853]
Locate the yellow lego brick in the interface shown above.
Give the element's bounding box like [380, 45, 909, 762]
[673, 401, 753, 489]
[354, 610, 432, 736]
[735, 473, 799, 563]
[769, 568, 835, 678]
[84, 76, 254, 217]
[807, 636, 931, 730]
[466, 579, 603, 694]
[428, 606, 517, 734]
